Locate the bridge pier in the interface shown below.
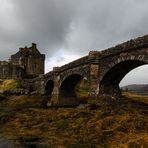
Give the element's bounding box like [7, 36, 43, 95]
[47, 68, 61, 106]
[48, 84, 60, 106]
[88, 63, 100, 99]
[47, 52, 101, 106]
[88, 51, 100, 99]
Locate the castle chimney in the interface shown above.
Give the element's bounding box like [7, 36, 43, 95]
[32, 43, 37, 49]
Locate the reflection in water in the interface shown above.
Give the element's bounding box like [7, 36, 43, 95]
[0, 137, 49, 148]
[0, 139, 14, 148]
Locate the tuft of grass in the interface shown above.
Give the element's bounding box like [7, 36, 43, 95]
[56, 119, 69, 130]
[122, 91, 148, 104]
[0, 79, 23, 90]
[0, 95, 49, 108]
[75, 79, 89, 98]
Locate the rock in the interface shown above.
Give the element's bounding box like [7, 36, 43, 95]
[0, 89, 29, 96]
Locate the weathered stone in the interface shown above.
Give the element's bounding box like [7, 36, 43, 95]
[0, 43, 45, 79]
[41, 34, 148, 106]
[0, 89, 29, 95]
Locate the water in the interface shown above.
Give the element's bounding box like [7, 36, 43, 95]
[77, 104, 86, 109]
[0, 138, 49, 148]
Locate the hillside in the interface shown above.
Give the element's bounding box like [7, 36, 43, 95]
[122, 84, 146, 91]
[122, 84, 148, 95]
[143, 85, 148, 91]
[0, 94, 148, 147]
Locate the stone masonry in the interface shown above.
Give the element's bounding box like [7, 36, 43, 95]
[0, 43, 45, 79]
[33, 35, 148, 106]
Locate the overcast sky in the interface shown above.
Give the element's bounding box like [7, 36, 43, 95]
[0, 0, 148, 86]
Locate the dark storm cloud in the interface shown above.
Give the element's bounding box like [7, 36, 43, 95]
[13, 0, 79, 52]
[1, 0, 148, 57]
[0, 0, 79, 59]
[65, 0, 148, 54]
[0, 0, 148, 84]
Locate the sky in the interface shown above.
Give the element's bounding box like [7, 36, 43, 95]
[0, 0, 148, 86]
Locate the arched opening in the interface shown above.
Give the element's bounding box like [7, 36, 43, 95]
[120, 65, 148, 95]
[59, 74, 85, 105]
[29, 85, 34, 92]
[45, 80, 54, 96]
[100, 60, 147, 96]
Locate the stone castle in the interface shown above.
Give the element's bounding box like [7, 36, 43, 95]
[0, 43, 45, 79]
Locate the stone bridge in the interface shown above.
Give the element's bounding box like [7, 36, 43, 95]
[29, 35, 148, 105]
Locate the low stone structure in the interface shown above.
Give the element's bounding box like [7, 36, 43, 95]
[0, 61, 24, 79]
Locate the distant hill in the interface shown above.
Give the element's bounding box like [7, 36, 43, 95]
[142, 84, 148, 91]
[122, 84, 148, 95]
[122, 84, 146, 91]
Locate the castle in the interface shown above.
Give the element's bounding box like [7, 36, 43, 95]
[0, 43, 45, 79]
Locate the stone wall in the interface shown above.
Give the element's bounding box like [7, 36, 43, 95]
[0, 61, 24, 79]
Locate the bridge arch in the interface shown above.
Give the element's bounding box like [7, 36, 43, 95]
[99, 59, 147, 96]
[59, 73, 88, 105]
[45, 79, 54, 96]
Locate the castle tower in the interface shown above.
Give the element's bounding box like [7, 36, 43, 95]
[11, 43, 45, 78]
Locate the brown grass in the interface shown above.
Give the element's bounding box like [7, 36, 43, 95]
[123, 91, 148, 104]
[0, 93, 147, 147]
[0, 79, 23, 90]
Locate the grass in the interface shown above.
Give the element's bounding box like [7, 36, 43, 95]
[75, 79, 89, 98]
[0, 95, 48, 108]
[0, 78, 147, 147]
[122, 91, 148, 104]
[0, 79, 23, 90]
[0, 92, 147, 147]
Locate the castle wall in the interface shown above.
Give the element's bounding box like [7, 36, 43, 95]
[25, 53, 45, 76]
[0, 61, 24, 79]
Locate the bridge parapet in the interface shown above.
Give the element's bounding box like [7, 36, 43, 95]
[88, 51, 101, 58]
[44, 71, 54, 78]
[98, 34, 148, 59]
[88, 51, 103, 63]
[53, 67, 61, 72]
